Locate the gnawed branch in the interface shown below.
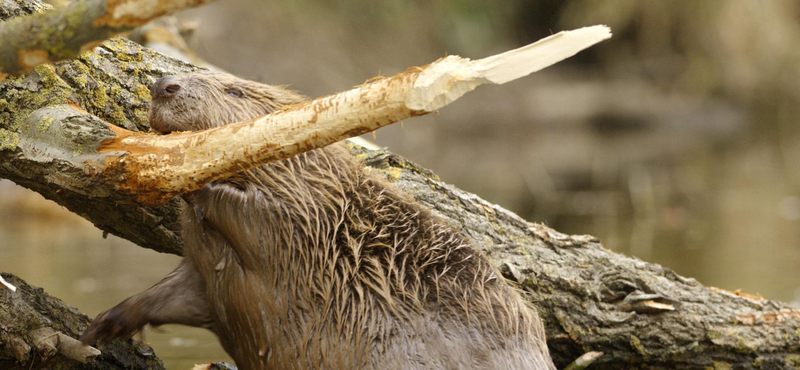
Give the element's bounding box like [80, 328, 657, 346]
[93, 25, 611, 204]
[0, 0, 218, 78]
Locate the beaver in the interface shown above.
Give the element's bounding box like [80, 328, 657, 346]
[81, 70, 556, 370]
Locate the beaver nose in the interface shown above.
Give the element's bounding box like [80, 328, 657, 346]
[151, 76, 182, 99]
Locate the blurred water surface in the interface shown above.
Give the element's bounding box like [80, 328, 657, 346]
[3, 0, 800, 369]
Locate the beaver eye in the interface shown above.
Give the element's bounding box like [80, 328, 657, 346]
[226, 88, 243, 98]
[165, 84, 181, 94]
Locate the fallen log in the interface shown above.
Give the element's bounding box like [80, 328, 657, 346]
[0, 272, 166, 370]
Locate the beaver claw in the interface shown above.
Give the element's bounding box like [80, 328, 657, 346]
[81, 300, 146, 347]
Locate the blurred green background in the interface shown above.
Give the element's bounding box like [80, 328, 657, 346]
[2, 0, 800, 368]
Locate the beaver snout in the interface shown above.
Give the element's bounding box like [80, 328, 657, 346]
[151, 76, 182, 100]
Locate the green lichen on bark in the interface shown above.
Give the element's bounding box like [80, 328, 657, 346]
[55, 37, 196, 131]
[0, 63, 72, 136]
[785, 355, 800, 368]
[34, 63, 72, 93]
[0, 128, 20, 150]
[376, 166, 403, 181]
[37, 116, 54, 132]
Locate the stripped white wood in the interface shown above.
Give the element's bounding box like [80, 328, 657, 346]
[0, 274, 17, 292]
[476, 25, 612, 84]
[407, 25, 611, 111]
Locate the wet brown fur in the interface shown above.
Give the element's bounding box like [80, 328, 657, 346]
[83, 71, 556, 370]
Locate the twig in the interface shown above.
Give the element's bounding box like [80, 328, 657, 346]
[28, 327, 101, 363]
[564, 351, 604, 370]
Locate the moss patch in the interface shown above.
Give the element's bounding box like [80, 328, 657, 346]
[629, 335, 646, 356]
[0, 64, 73, 135]
[707, 361, 732, 370]
[785, 354, 800, 368]
[0, 128, 20, 151]
[37, 116, 54, 132]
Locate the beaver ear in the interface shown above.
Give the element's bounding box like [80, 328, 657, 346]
[225, 88, 244, 98]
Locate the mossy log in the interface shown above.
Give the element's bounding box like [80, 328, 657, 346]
[1, 2, 799, 370]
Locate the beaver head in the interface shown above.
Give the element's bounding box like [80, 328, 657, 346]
[149, 70, 305, 133]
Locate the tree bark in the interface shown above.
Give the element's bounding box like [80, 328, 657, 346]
[0, 37, 192, 253]
[0, 272, 166, 370]
[1, 5, 799, 370]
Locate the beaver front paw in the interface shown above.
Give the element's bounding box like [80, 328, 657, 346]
[80, 300, 146, 347]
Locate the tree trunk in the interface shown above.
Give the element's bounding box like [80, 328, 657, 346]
[1, 3, 799, 370]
